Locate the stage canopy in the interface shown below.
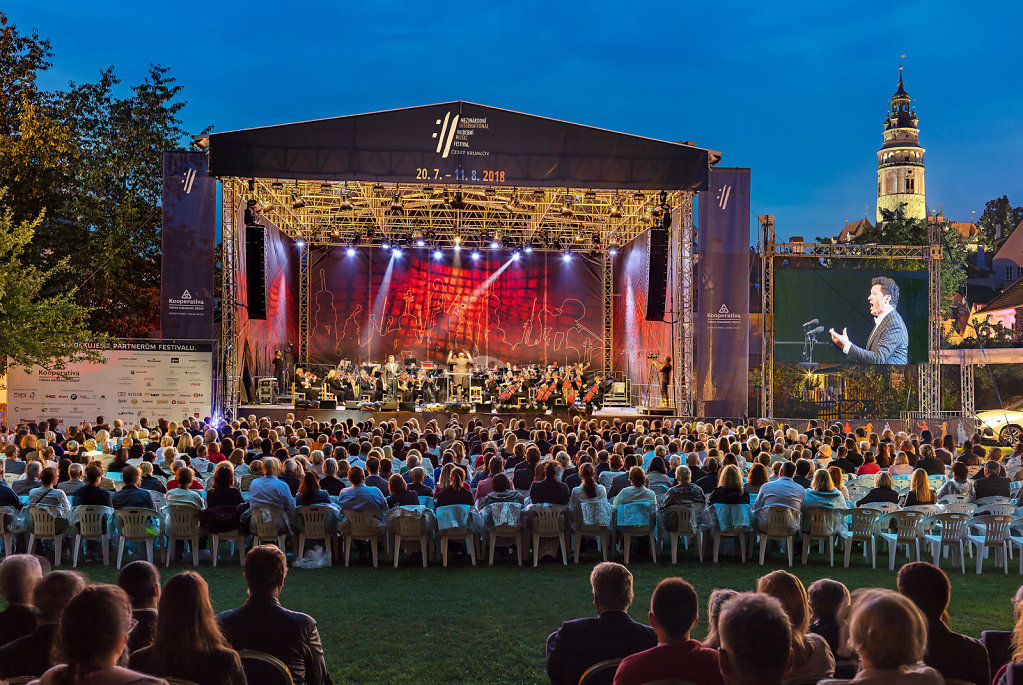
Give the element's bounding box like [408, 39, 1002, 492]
[207, 102, 714, 252]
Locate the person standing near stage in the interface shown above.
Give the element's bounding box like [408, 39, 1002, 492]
[651, 355, 672, 406]
[271, 351, 285, 393]
[382, 355, 401, 400]
[447, 348, 473, 401]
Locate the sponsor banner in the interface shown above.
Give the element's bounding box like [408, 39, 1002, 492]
[161, 151, 215, 340]
[6, 340, 213, 427]
[697, 168, 751, 417]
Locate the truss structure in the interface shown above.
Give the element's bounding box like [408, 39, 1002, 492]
[216, 176, 696, 415]
[760, 225, 942, 418]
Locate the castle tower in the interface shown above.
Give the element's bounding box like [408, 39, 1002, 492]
[876, 67, 925, 222]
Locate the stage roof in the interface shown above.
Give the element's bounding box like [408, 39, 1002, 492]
[208, 101, 714, 192]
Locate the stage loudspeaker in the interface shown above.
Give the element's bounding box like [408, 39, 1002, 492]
[345, 401, 360, 410]
[398, 401, 416, 412]
[380, 401, 398, 411]
[319, 399, 336, 410]
[645, 225, 668, 320]
[245, 224, 267, 320]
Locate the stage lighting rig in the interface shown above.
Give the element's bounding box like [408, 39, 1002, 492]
[389, 193, 404, 214]
[524, 241, 534, 254]
[450, 191, 466, 210]
[338, 189, 354, 211]
[609, 200, 623, 219]
[290, 191, 305, 209]
[346, 246, 356, 256]
[560, 199, 574, 218]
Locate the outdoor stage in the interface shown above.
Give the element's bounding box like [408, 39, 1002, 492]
[237, 404, 676, 424]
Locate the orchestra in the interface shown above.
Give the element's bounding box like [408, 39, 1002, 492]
[287, 356, 614, 411]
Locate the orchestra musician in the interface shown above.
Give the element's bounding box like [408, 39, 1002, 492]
[447, 348, 473, 401]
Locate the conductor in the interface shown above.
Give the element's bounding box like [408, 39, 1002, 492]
[447, 348, 473, 401]
[651, 354, 672, 406]
[829, 276, 909, 365]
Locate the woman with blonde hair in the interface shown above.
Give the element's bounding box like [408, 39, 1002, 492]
[176, 433, 193, 455]
[758, 570, 835, 679]
[902, 468, 937, 506]
[819, 589, 941, 684]
[827, 465, 849, 499]
[804, 470, 847, 510]
[708, 464, 749, 505]
[888, 451, 913, 476]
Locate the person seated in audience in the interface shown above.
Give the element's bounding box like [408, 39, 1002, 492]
[406, 466, 434, 498]
[856, 471, 900, 506]
[807, 578, 850, 657]
[645, 456, 672, 490]
[336, 465, 388, 518]
[34, 584, 168, 685]
[296, 471, 331, 506]
[319, 458, 346, 496]
[248, 457, 296, 517]
[662, 465, 707, 508]
[217, 545, 331, 685]
[613, 577, 723, 685]
[793, 458, 814, 488]
[992, 586, 1023, 683]
[478, 473, 524, 509]
[111, 465, 155, 510]
[531, 461, 571, 505]
[167, 460, 203, 490]
[473, 456, 505, 503]
[897, 561, 990, 685]
[819, 589, 943, 684]
[0, 462, 21, 509]
[0, 555, 42, 645]
[435, 466, 474, 508]
[915, 444, 945, 476]
[757, 570, 834, 679]
[206, 462, 244, 509]
[803, 469, 847, 510]
[707, 464, 749, 505]
[130, 571, 246, 685]
[28, 466, 72, 518]
[935, 461, 973, 500]
[696, 457, 721, 493]
[901, 468, 937, 507]
[752, 461, 804, 511]
[386, 474, 419, 507]
[546, 562, 656, 684]
[856, 452, 880, 476]
[700, 588, 739, 649]
[12, 461, 43, 496]
[888, 451, 914, 476]
[974, 459, 1012, 501]
[0, 570, 84, 679]
[745, 463, 769, 499]
[138, 462, 167, 494]
[117, 560, 161, 652]
[166, 467, 205, 511]
[717, 592, 792, 685]
[569, 463, 606, 507]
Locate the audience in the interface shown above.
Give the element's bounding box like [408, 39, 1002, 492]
[0, 554, 42, 645]
[807, 578, 850, 657]
[117, 560, 161, 653]
[130, 571, 246, 685]
[717, 593, 791, 685]
[612, 577, 722, 685]
[111, 466, 155, 510]
[700, 588, 739, 650]
[546, 562, 656, 684]
[757, 570, 834, 679]
[0, 570, 84, 679]
[217, 545, 331, 685]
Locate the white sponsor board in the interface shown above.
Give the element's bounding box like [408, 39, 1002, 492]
[6, 340, 213, 428]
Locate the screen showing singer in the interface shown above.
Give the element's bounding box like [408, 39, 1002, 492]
[828, 276, 909, 365]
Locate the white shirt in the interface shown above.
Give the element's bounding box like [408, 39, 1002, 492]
[842, 307, 892, 354]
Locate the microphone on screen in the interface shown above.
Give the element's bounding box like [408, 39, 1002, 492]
[802, 318, 819, 328]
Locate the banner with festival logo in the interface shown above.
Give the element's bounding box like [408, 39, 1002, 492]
[697, 168, 751, 417]
[6, 340, 213, 427]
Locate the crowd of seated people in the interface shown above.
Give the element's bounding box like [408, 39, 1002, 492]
[0, 547, 331, 684]
[547, 560, 1023, 684]
[0, 413, 1021, 568]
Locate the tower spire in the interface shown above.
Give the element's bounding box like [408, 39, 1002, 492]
[899, 54, 905, 86]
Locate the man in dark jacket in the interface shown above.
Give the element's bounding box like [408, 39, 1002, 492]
[973, 461, 1012, 501]
[218, 545, 331, 685]
[0, 570, 85, 679]
[111, 466, 155, 510]
[897, 561, 990, 685]
[546, 562, 656, 684]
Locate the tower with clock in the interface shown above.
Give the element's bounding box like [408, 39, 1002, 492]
[876, 66, 926, 223]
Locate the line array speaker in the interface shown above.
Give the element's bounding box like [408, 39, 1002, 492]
[645, 226, 668, 321]
[245, 224, 267, 320]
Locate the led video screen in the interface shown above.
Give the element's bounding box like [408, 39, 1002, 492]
[773, 268, 928, 366]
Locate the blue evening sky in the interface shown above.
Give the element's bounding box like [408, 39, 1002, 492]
[6, 1, 1022, 242]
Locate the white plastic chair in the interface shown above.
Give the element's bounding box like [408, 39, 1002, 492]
[70, 505, 112, 567]
[968, 514, 1013, 574]
[436, 504, 476, 567]
[755, 505, 799, 566]
[295, 505, 338, 564]
[27, 506, 67, 567]
[164, 506, 205, 567]
[572, 498, 612, 564]
[530, 504, 569, 566]
[114, 508, 161, 568]
[879, 509, 927, 571]
[921, 512, 970, 573]
[663, 505, 703, 564]
[838, 507, 882, 568]
[614, 502, 656, 565]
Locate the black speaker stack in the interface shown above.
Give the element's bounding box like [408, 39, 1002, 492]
[245, 223, 267, 320]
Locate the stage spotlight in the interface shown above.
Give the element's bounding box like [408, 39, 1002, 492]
[471, 250, 481, 261]
[632, 191, 645, 201]
[561, 251, 572, 262]
[372, 183, 385, 194]
[415, 239, 426, 247]
[511, 250, 521, 261]
[382, 241, 391, 250]
[346, 246, 356, 257]
[433, 249, 443, 260]
[248, 179, 255, 192]
[450, 191, 466, 210]
[339, 193, 354, 211]
[610, 200, 623, 219]
[365, 227, 375, 240]
[453, 242, 462, 252]
[296, 240, 306, 248]
[390, 193, 404, 214]
[290, 192, 305, 209]
[524, 243, 534, 254]
[490, 239, 500, 249]
[320, 183, 332, 193]
[592, 234, 602, 247]
[271, 181, 284, 190]
[560, 200, 574, 218]
[393, 247, 403, 258]
[453, 234, 462, 245]
[609, 247, 618, 256]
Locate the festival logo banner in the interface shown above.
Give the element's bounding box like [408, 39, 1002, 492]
[161, 151, 215, 339]
[697, 168, 751, 417]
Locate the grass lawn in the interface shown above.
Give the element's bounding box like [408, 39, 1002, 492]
[15, 542, 1021, 685]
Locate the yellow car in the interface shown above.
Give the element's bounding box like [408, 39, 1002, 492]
[976, 400, 1023, 444]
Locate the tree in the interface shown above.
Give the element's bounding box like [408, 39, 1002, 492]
[0, 12, 191, 338]
[0, 194, 103, 376]
[977, 195, 1023, 250]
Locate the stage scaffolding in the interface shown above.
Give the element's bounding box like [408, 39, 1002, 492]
[759, 216, 943, 418]
[218, 176, 696, 416]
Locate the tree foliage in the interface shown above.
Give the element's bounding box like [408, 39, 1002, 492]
[0, 194, 104, 374]
[0, 11, 190, 338]
[977, 195, 1023, 250]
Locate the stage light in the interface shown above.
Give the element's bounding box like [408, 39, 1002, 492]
[290, 192, 305, 209]
[390, 193, 404, 214]
[382, 241, 391, 250]
[490, 239, 500, 249]
[453, 234, 462, 245]
[450, 191, 465, 210]
[610, 201, 623, 219]
[415, 239, 426, 247]
[320, 183, 332, 193]
[512, 251, 521, 261]
[632, 191, 645, 201]
[562, 251, 572, 262]
[296, 240, 306, 248]
[392, 248, 403, 258]
[248, 179, 255, 192]
[453, 243, 462, 252]
[339, 193, 354, 211]
[433, 249, 443, 260]
[346, 246, 356, 257]
[592, 234, 602, 247]
[372, 183, 385, 194]
[524, 243, 534, 254]
[560, 200, 574, 218]
[471, 250, 481, 261]
[609, 248, 618, 256]
[271, 181, 284, 190]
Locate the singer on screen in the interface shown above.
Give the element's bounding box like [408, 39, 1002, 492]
[829, 276, 909, 365]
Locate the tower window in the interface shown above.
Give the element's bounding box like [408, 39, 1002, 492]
[906, 178, 915, 193]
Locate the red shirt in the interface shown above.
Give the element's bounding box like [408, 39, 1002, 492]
[167, 479, 204, 490]
[857, 463, 881, 476]
[208, 451, 227, 464]
[613, 639, 723, 685]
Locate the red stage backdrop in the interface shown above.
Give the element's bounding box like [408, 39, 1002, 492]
[235, 199, 300, 379]
[308, 248, 603, 368]
[613, 229, 674, 402]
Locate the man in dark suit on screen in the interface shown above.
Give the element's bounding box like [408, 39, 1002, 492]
[545, 562, 656, 684]
[829, 276, 909, 365]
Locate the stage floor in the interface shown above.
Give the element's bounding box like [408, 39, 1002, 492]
[237, 403, 678, 424]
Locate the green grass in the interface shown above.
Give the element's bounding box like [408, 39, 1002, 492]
[22, 546, 1022, 684]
